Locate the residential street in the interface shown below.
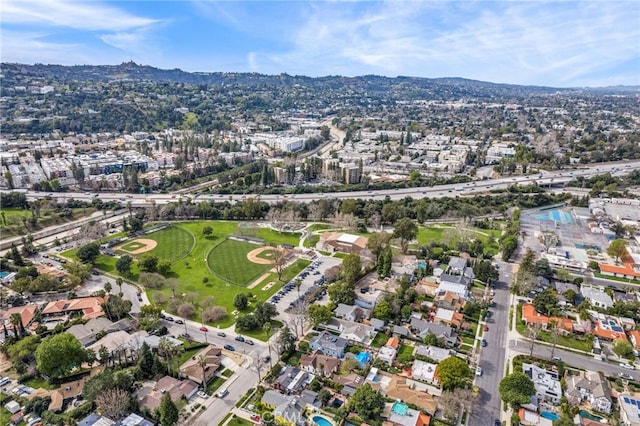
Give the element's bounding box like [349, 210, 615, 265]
[469, 261, 512, 426]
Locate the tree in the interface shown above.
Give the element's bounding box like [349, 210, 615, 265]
[437, 356, 472, 391]
[499, 372, 536, 408]
[139, 254, 159, 272]
[202, 226, 212, 236]
[36, 333, 86, 378]
[341, 254, 362, 286]
[607, 239, 628, 264]
[203, 306, 227, 323]
[372, 300, 393, 322]
[104, 281, 112, 294]
[77, 242, 100, 263]
[473, 260, 499, 284]
[308, 304, 332, 327]
[197, 354, 208, 390]
[532, 288, 559, 316]
[347, 384, 385, 424]
[539, 231, 559, 253]
[614, 340, 634, 358]
[328, 280, 355, 305]
[157, 259, 172, 276]
[393, 217, 418, 254]
[177, 302, 196, 319]
[233, 293, 249, 310]
[273, 249, 287, 281]
[139, 342, 155, 379]
[158, 392, 179, 426]
[254, 302, 277, 324]
[318, 388, 331, 406]
[102, 294, 132, 321]
[115, 255, 133, 276]
[367, 232, 391, 257]
[9, 312, 23, 338]
[95, 388, 130, 420]
[556, 268, 572, 282]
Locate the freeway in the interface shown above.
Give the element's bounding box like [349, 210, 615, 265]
[469, 261, 512, 426]
[7, 159, 639, 207]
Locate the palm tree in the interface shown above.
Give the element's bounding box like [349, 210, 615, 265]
[295, 278, 302, 299]
[197, 354, 208, 391]
[9, 313, 22, 338]
[116, 277, 123, 294]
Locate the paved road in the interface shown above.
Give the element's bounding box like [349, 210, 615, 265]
[470, 261, 512, 426]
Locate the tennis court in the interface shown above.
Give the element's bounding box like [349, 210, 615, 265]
[533, 209, 573, 224]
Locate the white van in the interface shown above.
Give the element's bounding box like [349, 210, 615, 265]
[217, 387, 228, 398]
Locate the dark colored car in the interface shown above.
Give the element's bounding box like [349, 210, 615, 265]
[235, 335, 245, 342]
[224, 344, 235, 351]
[175, 319, 184, 325]
[481, 339, 488, 347]
[245, 339, 254, 345]
[217, 332, 226, 337]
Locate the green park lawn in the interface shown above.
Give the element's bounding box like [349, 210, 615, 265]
[65, 221, 306, 328]
[416, 225, 500, 256]
[207, 239, 272, 285]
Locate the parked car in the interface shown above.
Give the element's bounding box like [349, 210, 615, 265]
[619, 372, 634, 380]
[224, 344, 235, 351]
[197, 391, 208, 398]
[175, 319, 184, 325]
[217, 387, 228, 398]
[483, 325, 489, 332]
[217, 332, 226, 337]
[552, 356, 562, 362]
[199, 326, 208, 332]
[165, 316, 174, 322]
[481, 339, 488, 347]
[235, 335, 245, 342]
[620, 363, 635, 370]
[475, 367, 483, 376]
[245, 339, 254, 345]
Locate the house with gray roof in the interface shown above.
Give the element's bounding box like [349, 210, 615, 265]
[415, 345, 451, 363]
[370, 318, 386, 331]
[523, 363, 562, 404]
[581, 286, 614, 309]
[261, 390, 306, 425]
[274, 366, 315, 395]
[309, 331, 348, 358]
[410, 318, 458, 347]
[334, 303, 369, 322]
[392, 325, 410, 337]
[565, 370, 612, 414]
[448, 256, 467, 275]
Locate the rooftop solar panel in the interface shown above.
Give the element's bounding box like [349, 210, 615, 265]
[625, 397, 631, 403]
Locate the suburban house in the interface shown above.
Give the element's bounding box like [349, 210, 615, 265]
[138, 376, 198, 411]
[618, 393, 640, 426]
[274, 366, 315, 395]
[380, 375, 437, 414]
[369, 318, 386, 331]
[565, 371, 613, 414]
[518, 408, 554, 426]
[592, 317, 628, 342]
[41, 296, 108, 320]
[309, 331, 348, 358]
[67, 317, 119, 346]
[522, 363, 562, 404]
[392, 325, 410, 337]
[437, 274, 471, 298]
[391, 255, 419, 279]
[580, 286, 614, 309]
[355, 288, 384, 309]
[299, 351, 340, 377]
[261, 390, 306, 426]
[334, 303, 370, 322]
[179, 345, 222, 386]
[434, 290, 466, 311]
[383, 400, 431, 426]
[521, 303, 573, 332]
[378, 337, 400, 365]
[447, 256, 467, 275]
[410, 318, 458, 347]
[411, 360, 438, 384]
[433, 307, 464, 328]
[1, 304, 38, 335]
[415, 345, 451, 363]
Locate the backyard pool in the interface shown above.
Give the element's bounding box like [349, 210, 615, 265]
[579, 410, 605, 423]
[541, 411, 560, 421]
[312, 415, 335, 426]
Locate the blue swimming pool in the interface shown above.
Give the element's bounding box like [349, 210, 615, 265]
[0, 271, 9, 278]
[312, 416, 335, 426]
[541, 411, 560, 420]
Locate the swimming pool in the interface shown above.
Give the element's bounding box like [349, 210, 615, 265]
[579, 410, 604, 422]
[312, 415, 335, 426]
[0, 271, 8, 278]
[541, 411, 560, 420]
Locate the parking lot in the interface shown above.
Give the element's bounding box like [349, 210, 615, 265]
[271, 254, 342, 317]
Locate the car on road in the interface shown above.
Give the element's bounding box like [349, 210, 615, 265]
[481, 339, 487, 347]
[475, 366, 482, 376]
[217, 387, 228, 398]
[179, 333, 191, 339]
[245, 339, 254, 345]
[235, 335, 245, 342]
[165, 316, 174, 322]
[483, 325, 489, 332]
[494, 421, 501, 426]
[619, 372, 634, 380]
[138, 296, 143, 302]
[199, 326, 208, 332]
[620, 363, 635, 370]
[175, 319, 184, 325]
[197, 391, 208, 398]
[224, 344, 235, 351]
[552, 356, 562, 362]
[217, 332, 226, 337]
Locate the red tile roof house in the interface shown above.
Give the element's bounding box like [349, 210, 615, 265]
[1, 304, 38, 336]
[599, 247, 640, 280]
[40, 296, 108, 321]
[139, 375, 198, 412]
[521, 303, 573, 332]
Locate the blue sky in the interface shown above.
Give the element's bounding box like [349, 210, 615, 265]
[2, 0, 639, 87]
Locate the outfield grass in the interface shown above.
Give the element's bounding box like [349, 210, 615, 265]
[144, 226, 195, 262]
[255, 227, 301, 246]
[208, 239, 272, 285]
[303, 234, 320, 248]
[307, 223, 332, 232]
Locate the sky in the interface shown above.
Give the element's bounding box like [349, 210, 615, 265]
[2, 0, 639, 88]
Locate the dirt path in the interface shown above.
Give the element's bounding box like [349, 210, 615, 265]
[246, 272, 272, 289]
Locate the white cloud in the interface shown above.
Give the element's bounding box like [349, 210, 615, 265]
[2, 0, 158, 31]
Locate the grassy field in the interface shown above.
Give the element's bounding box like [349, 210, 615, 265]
[207, 239, 272, 285]
[143, 225, 195, 262]
[303, 234, 320, 248]
[1, 206, 97, 237]
[255, 227, 301, 246]
[307, 223, 332, 232]
[416, 225, 500, 256]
